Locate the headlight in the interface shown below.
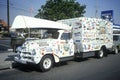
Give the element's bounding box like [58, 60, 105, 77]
[31, 49, 36, 55]
[16, 46, 22, 52]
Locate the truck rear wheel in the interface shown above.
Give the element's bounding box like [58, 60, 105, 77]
[39, 55, 53, 72]
[95, 46, 108, 58]
[95, 49, 104, 58]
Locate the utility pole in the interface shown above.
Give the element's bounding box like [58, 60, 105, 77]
[7, 0, 10, 32]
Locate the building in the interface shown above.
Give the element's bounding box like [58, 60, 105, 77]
[0, 19, 8, 32]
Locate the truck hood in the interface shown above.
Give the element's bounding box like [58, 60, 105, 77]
[20, 39, 58, 51]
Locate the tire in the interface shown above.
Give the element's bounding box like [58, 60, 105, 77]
[39, 55, 54, 72]
[95, 49, 104, 58]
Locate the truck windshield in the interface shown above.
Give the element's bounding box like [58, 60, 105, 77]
[42, 30, 59, 39]
[11, 28, 59, 39]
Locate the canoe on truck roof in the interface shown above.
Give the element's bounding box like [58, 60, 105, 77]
[10, 15, 70, 30]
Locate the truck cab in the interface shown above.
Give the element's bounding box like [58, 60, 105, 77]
[12, 15, 74, 72]
[15, 29, 74, 71]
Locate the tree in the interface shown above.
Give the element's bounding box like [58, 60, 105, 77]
[35, 0, 86, 21]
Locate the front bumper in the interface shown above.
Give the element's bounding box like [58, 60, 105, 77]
[14, 52, 40, 64]
[14, 56, 27, 64]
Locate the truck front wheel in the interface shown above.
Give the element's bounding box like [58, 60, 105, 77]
[39, 55, 54, 72]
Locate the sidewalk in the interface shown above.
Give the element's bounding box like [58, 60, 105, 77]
[0, 51, 16, 70]
[0, 37, 18, 70]
[0, 37, 17, 70]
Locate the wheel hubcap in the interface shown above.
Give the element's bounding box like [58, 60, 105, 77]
[99, 50, 103, 57]
[43, 58, 51, 69]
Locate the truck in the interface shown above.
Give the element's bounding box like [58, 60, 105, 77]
[11, 15, 113, 72]
[112, 28, 120, 54]
[101, 12, 120, 54]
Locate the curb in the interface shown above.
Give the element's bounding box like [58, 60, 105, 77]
[0, 60, 20, 71]
[0, 62, 20, 71]
[0, 51, 17, 71]
[0, 61, 13, 70]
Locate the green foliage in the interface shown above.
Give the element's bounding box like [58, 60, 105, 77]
[35, 0, 86, 21]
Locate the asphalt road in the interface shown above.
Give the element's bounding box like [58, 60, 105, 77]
[0, 53, 120, 80]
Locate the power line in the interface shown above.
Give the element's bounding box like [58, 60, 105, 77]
[0, 2, 37, 14]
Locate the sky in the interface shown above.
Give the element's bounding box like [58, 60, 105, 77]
[0, 0, 120, 26]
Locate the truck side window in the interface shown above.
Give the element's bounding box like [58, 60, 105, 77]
[61, 33, 72, 40]
[113, 35, 119, 41]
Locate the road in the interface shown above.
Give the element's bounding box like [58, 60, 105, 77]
[0, 53, 120, 80]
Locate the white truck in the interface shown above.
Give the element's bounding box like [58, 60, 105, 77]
[11, 16, 113, 72]
[113, 29, 120, 54]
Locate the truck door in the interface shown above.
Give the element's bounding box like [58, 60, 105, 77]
[60, 32, 74, 57]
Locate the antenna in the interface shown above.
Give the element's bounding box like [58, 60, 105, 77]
[30, 6, 34, 16]
[95, 0, 98, 18]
